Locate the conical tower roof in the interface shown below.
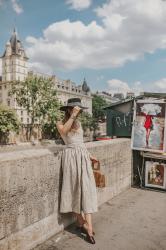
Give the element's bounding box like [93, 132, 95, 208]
[1, 28, 28, 59]
[82, 78, 90, 93]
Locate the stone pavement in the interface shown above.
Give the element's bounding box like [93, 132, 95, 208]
[33, 188, 166, 250]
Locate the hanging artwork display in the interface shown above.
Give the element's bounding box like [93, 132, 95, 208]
[145, 161, 166, 190]
[131, 100, 166, 152]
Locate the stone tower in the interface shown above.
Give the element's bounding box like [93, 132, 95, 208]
[82, 78, 90, 94]
[1, 28, 28, 82]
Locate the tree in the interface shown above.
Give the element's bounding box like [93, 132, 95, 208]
[10, 75, 62, 140]
[0, 105, 20, 144]
[42, 100, 63, 139]
[92, 95, 108, 121]
[79, 111, 98, 132]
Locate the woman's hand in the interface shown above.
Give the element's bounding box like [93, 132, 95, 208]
[71, 106, 82, 117]
[89, 155, 99, 163]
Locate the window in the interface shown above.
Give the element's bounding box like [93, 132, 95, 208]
[7, 100, 10, 106]
[4, 85, 6, 89]
[0, 86, 2, 90]
[21, 110, 23, 116]
[27, 118, 29, 124]
[21, 117, 23, 122]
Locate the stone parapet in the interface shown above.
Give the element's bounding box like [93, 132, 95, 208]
[0, 139, 131, 250]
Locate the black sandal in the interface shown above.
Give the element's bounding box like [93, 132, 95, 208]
[86, 233, 96, 244]
[76, 225, 95, 236]
[76, 224, 95, 244]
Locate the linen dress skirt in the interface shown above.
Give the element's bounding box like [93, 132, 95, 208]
[59, 143, 98, 214]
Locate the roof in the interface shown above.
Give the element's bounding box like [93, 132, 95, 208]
[103, 92, 166, 110]
[82, 78, 90, 92]
[1, 29, 28, 59]
[103, 97, 134, 109]
[138, 92, 166, 99]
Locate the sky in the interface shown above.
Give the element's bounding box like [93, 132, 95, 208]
[1, 0, 166, 95]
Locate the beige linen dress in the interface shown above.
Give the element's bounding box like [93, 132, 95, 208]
[59, 121, 98, 214]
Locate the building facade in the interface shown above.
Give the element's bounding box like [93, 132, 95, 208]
[95, 91, 121, 103]
[0, 30, 92, 126]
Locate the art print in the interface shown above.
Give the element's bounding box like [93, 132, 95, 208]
[145, 161, 166, 190]
[131, 100, 166, 152]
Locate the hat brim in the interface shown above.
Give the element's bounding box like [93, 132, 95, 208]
[60, 104, 88, 111]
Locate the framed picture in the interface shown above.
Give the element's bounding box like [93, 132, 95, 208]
[131, 100, 166, 152]
[145, 161, 166, 190]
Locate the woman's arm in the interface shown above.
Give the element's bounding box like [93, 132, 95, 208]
[56, 106, 81, 135]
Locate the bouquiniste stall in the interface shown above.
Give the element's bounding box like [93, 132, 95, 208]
[131, 93, 166, 191]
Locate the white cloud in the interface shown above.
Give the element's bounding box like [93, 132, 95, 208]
[66, 0, 92, 11]
[26, 0, 166, 72]
[11, 0, 23, 14]
[27, 62, 53, 76]
[107, 79, 131, 95]
[152, 78, 166, 92]
[107, 78, 166, 96]
[26, 20, 105, 72]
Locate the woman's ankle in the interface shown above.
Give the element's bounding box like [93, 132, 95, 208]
[76, 217, 86, 226]
[83, 222, 93, 235]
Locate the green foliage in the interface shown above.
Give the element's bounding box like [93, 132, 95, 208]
[79, 111, 99, 132]
[92, 94, 108, 121]
[0, 105, 20, 142]
[10, 75, 62, 139]
[42, 105, 63, 139]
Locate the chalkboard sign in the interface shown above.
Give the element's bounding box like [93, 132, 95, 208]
[106, 109, 133, 137]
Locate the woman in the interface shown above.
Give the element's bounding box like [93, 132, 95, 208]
[56, 97, 98, 244]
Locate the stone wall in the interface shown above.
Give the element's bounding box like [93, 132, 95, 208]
[0, 139, 131, 250]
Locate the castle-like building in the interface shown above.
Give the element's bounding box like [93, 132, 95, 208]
[0, 29, 92, 124]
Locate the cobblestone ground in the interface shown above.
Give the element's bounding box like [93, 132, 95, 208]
[33, 188, 166, 250]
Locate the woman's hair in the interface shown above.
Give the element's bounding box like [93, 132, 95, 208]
[62, 107, 82, 132]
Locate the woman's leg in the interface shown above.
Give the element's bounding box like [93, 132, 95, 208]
[73, 212, 94, 236]
[146, 129, 151, 146]
[146, 129, 150, 146]
[84, 213, 93, 236]
[73, 212, 85, 226]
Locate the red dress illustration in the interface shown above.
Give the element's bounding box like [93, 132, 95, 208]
[144, 114, 153, 147]
[144, 115, 153, 131]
